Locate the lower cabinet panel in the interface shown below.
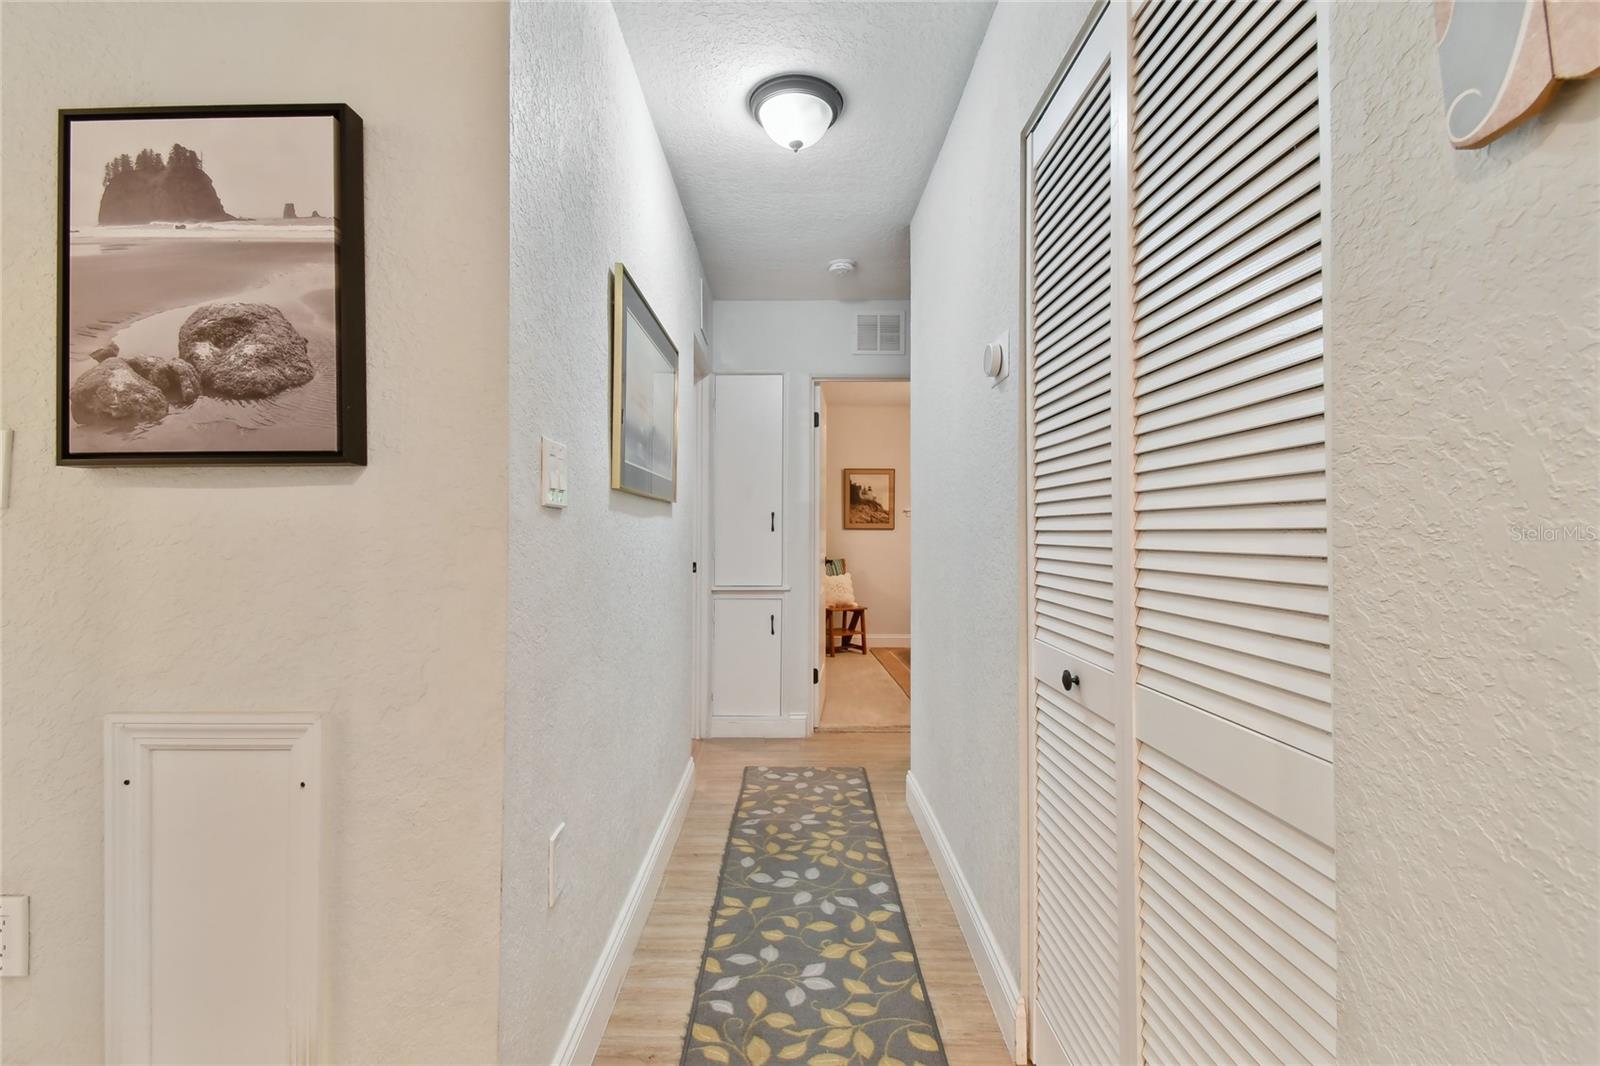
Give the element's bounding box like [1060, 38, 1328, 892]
[710, 597, 783, 719]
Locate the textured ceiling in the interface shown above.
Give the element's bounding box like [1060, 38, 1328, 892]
[613, 1, 996, 301]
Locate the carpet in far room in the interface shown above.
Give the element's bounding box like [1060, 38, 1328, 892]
[819, 649, 909, 732]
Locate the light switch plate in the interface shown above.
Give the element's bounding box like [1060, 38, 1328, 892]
[1, 895, 30, 977]
[540, 436, 568, 509]
[1, 429, 13, 510]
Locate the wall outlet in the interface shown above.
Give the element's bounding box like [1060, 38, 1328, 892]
[547, 823, 565, 909]
[1, 895, 29, 977]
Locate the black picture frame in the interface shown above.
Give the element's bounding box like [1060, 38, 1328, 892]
[57, 103, 366, 466]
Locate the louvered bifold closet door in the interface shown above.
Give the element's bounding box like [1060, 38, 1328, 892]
[1129, 1, 1335, 1064]
[1026, 10, 1135, 1065]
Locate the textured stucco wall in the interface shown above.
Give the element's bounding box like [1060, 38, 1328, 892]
[1329, 4, 1600, 1062]
[908, 0, 1094, 986]
[0, 3, 510, 1062]
[501, 3, 705, 1060]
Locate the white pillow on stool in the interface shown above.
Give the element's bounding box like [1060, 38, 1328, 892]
[822, 573, 857, 608]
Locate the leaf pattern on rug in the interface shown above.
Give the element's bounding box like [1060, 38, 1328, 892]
[681, 767, 947, 1066]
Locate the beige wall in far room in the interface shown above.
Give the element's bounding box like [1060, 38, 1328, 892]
[824, 388, 911, 641]
[0, 3, 510, 1062]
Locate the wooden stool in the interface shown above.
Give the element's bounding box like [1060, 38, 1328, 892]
[824, 604, 868, 656]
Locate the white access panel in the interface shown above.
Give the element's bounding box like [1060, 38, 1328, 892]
[711, 374, 784, 587]
[710, 597, 783, 719]
[105, 715, 321, 1065]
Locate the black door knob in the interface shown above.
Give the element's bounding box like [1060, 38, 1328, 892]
[1061, 669, 1079, 692]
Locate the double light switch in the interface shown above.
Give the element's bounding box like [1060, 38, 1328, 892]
[540, 436, 569, 509]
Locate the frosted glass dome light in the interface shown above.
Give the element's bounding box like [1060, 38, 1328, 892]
[748, 75, 844, 153]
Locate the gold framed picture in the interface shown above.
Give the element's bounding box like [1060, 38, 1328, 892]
[609, 263, 679, 502]
[843, 468, 895, 530]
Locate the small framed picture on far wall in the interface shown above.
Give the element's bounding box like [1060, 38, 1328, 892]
[57, 104, 365, 466]
[843, 468, 895, 530]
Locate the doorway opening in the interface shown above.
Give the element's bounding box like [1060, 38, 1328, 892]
[812, 379, 911, 732]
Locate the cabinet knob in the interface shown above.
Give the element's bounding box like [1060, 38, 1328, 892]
[1061, 669, 1079, 692]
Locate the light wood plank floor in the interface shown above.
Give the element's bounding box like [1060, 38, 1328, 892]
[594, 732, 1014, 1065]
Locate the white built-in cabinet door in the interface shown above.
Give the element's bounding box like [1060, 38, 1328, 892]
[710, 597, 783, 719]
[711, 374, 784, 587]
[105, 715, 321, 1065]
[1025, 3, 1333, 1064]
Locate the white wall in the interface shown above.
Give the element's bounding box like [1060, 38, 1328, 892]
[0, 3, 510, 1062]
[1328, 5, 1600, 1061]
[711, 300, 910, 727]
[501, 2, 706, 1060]
[907, 0, 1095, 992]
[824, 396, 911, 641]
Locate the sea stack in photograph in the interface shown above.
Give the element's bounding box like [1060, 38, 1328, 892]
[97, 143, 230, 224]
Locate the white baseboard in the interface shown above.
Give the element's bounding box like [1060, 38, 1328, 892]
[905, 771, 1025, 1064]
[552, 757, 695, 1065]
[872, 634, 911, 647]
[706, 715, 810, 738]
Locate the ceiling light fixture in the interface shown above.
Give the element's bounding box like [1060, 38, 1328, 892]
[747, 74, 844, 153]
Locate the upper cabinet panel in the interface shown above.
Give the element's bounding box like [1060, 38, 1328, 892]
[712, 374, 785, 587]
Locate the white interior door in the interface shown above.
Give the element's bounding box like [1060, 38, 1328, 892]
[813, 382, 828, 727]
[1025, 9, 1138, 1063]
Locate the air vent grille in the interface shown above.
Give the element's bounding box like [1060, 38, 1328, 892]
[854, 313, 905, 355]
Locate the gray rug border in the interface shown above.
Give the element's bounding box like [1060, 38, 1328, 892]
[677, 764, 949, 1065]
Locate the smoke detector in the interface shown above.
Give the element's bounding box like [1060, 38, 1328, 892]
[828, 259, 856, 278]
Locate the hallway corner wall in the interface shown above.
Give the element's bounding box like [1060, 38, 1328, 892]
[1327, 5, 1600, 1061]
[0, 4, 510, 1062]
[907, 0, 1096, 1011]
[503, 2, 706, 1060]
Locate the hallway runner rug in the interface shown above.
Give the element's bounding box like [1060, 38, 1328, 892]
[681, 767, 948, 1066]
[870, 648, 911, 697]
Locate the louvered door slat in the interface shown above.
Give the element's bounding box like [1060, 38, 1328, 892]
[1144, 960, 1248, 1065]
[1032, 45, 1117, 668]
[1135, 3, 1312, 196]
[1134, 1, 1255, 131]
[1036, 684, 1121, 1062]
[1132, 0, 1329, 758]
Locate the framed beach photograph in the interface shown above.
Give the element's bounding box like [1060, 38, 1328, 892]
[610, 263, 678, 502]
[843, 468, 895, 530]
[58, 104, 365, 465]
